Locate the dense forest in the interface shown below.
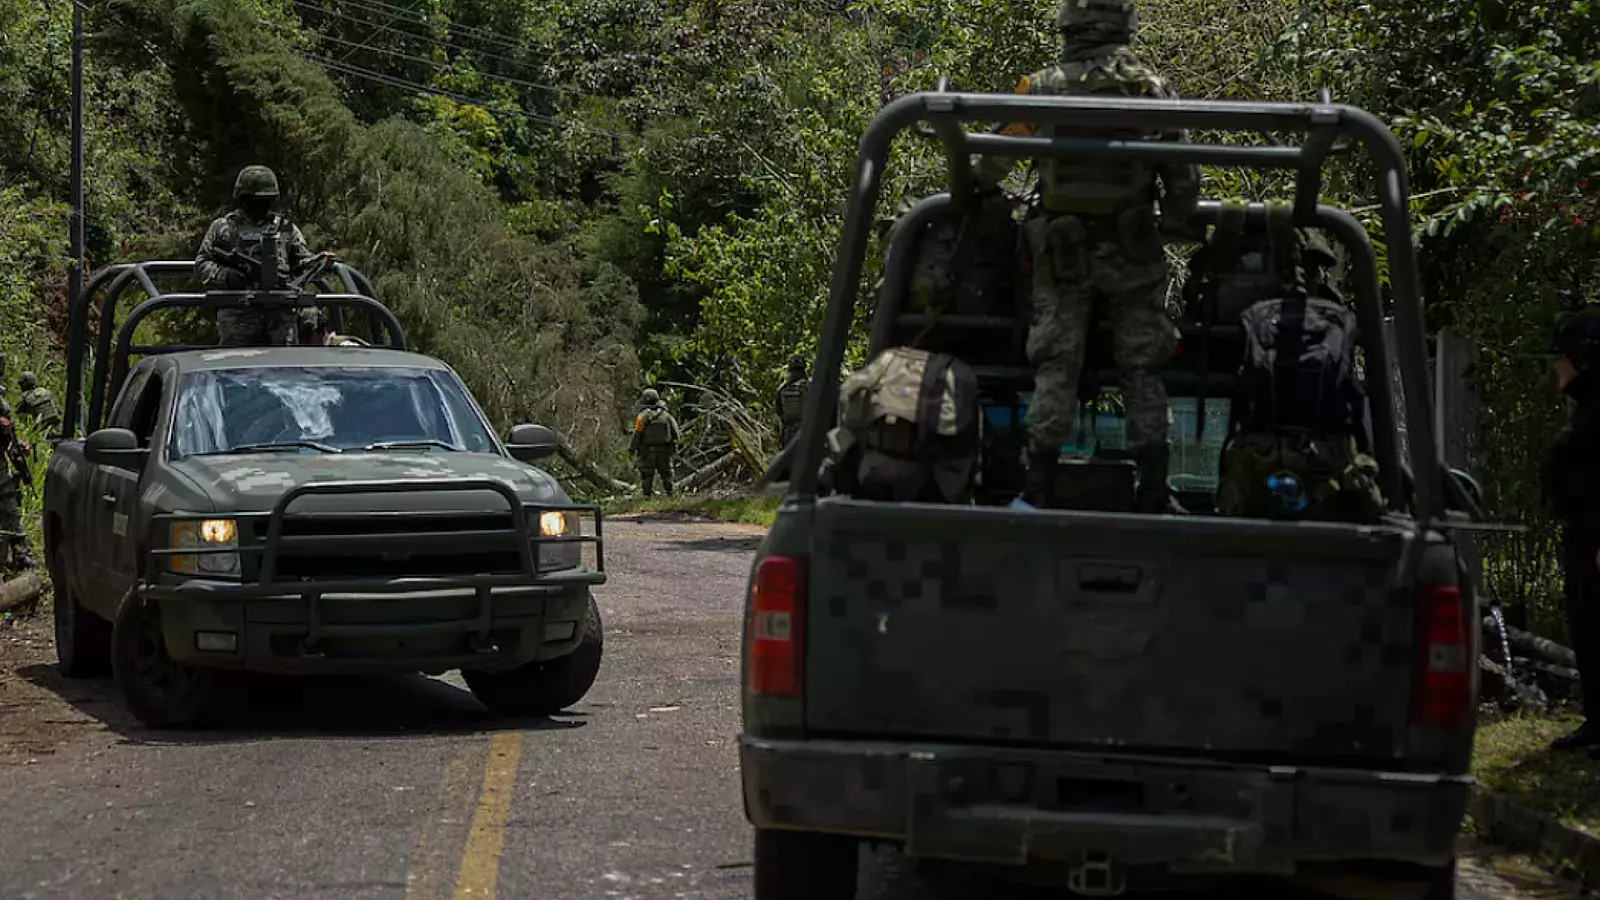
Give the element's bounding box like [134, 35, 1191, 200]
[1, 1, 1596, 620]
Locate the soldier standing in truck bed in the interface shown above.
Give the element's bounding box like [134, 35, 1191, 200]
[196, 165, 334, 347]
[976, 0, 1200, 513]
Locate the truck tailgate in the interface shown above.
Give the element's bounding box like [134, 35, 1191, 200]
[805, 498, 1420, 761]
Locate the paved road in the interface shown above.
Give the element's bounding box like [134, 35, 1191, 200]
[0, 518, 1580, 900]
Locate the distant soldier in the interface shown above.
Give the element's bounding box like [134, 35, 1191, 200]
[631, 388, 680, 497]
[196, 165, 335, 347]
[977, 0, 1200, 512]
[0, 404, 36, 570]
[776, 357, 810, 448]
[16, 372, 60, 434]
[1545, 305, 1600, 753]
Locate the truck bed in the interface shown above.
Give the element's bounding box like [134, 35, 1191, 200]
[804, 498, 1423, 764]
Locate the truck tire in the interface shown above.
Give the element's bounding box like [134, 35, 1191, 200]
[111, 591, 221, 728]
[753, 828, 859, 900]
[53, 542, 112, 678]
[463, 593, 603, 717]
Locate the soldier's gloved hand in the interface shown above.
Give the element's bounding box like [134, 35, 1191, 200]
[221, 267, 248, 289]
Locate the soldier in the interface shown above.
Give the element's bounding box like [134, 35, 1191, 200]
[196, 165, 334, 347]
[0, 404, 36, 570]
[631, 388, 680, 497]
[977, 0, 1200, 513]
[776, 357, 809, 448]
[1544, 305, 1600, 753]
[16, 372, 60, 435]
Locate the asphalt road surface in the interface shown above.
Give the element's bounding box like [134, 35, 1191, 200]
[0, 518, 1582, 900]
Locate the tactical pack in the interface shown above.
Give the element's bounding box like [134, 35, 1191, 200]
[907, 193, 1022, 322]
[1216, 431, 1383, 523]
[820, 347, 980, 504]
[639, 409, 674, 445]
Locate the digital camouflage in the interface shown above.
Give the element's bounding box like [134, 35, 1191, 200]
[1215, 431, 1384, 524]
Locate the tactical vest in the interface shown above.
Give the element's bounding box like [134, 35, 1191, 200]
[639, 409, 674, 445]
[778, 379, 808, 422]
[233, 213, 295, 285]
[20, 389, 59, 423]
[1033, 52, 1164, 216]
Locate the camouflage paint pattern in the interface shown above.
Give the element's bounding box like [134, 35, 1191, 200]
[837, 347, 971, 438]
[19, 386, 60, 431]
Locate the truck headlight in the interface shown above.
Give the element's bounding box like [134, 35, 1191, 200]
[536, 512, 580, 571]
[169, 518, 241, 578]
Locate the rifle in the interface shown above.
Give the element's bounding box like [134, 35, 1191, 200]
[0, 418, 31, 487]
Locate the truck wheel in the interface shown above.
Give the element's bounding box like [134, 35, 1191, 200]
[111, 591, 220, 728]
[463, 594, 603, 716]
[53, 543, 111, 678]
[753, 828, 859, 900]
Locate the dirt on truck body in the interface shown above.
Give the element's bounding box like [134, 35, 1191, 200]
[740, 88, 1485, 899]
[43, 263, 606, 728]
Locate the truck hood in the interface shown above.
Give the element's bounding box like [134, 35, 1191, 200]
[168, 451, 570, 515]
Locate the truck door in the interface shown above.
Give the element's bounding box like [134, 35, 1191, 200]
[85, 367, 157, 609]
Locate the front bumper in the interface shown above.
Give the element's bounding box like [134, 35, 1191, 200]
[741, 737, 1469, 874]
[146, 576, 595, 674]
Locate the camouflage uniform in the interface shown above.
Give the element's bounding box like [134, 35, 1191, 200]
[196, 165, 319, 347]
[776, 358, 809, 448]
[16, 372, 60, 434]
[978, 0, 1200, 512]
[0, 404, 35, 570]
[631, 389, 680, 497]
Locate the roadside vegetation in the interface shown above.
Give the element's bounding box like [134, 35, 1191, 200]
[1476, 712, 1600, 836]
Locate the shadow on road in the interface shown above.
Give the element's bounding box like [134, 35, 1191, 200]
[17, 663, 586, 747]
[666, 535, 764, 554]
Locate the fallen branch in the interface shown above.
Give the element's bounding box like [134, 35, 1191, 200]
[1516, 657, 1581, 683]
[1484, 616, 1579, 669]
[685, 450, 740, 493]
[0, 571, 44, 614]
[555, 436, 634, 494]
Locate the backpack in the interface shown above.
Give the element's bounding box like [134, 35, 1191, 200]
[1235, 292, 1366, 440]
[820, 347, 980, 504]
[640, 409, 674, 446]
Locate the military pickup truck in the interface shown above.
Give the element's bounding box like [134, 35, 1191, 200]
[44, 263, 605, 728]
[741, 91, 1482, 898]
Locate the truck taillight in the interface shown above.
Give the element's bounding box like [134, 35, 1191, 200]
[1415, 584, 1471, 728]
[748, 555, 804, 697]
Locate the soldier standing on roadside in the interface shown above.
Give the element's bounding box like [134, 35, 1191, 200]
[0, 402, 36, 571]
[1545, 306, 1600, 753]
[631, 388, 681, 498]
[976, 0, 1200, 513]
[776, 357, 810, 448]
[196, 165, 335, 347]
[17, 372, 60, 435]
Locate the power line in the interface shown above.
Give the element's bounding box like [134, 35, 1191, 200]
[305, 25, 568, 95]
[319, 0, 530, 56]
[302, 52, 624, 139]
[288, 0, 555, 88]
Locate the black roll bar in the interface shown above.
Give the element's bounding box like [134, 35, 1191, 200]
[65, 260, 397, 438]
[792, 91, 1439, 528]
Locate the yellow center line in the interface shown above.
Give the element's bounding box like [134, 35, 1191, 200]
[451, 730, 525, 899]
[406, 740, 488, 900]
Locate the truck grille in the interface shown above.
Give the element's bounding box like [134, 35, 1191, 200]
[251, 515, 526, 581]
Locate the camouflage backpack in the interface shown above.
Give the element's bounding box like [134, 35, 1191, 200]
[820, 347, 980, 504]
[639, 408, 674, 445]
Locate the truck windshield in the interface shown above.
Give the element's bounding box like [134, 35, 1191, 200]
[169, 366, 497, 457]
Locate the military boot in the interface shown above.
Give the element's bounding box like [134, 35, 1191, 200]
[1134, 445, 1186, 515]
[1022, 450, 1057, 509]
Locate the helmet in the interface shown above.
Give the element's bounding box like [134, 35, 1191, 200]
[1056, 0, 1138, 36]
[642, 388, 660, 405]
[1552, 305, 1600, 369]
[233, 165, 281, 199]
[18, 372, 36, 391]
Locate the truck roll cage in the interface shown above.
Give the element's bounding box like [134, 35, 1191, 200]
[796, 87, 1440, 529]
[63, 260, 404, 439]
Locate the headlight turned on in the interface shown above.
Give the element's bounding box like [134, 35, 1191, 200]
[169, 518, 241, 578]
[537, 511, 581, 571]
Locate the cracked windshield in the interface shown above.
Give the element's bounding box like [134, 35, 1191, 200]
[171, 366, 496, 456]
[1, 0, 1595, 898]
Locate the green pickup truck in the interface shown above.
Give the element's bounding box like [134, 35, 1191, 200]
[44, 263, 606, 727]
[742, 90, 1481, 898]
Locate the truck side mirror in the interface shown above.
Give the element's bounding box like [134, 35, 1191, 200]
[506, 423, 558, 463]
[85, 427, 148, 472]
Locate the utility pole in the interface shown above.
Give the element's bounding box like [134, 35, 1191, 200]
[68, 0, 85, 318]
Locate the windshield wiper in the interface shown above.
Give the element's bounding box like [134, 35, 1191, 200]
[211, 440, 342, 455]
[360, 439, 459, 452]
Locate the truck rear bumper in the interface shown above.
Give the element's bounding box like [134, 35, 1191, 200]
[146, 581, 592, 674]
[741, 736, 1469, 873]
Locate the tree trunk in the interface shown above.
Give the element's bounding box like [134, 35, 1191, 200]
[556, 437, 634, 494]
[0, 571, 44, 614]
[685, 451, 740, 493]
[1484, 616, 1579, 669]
